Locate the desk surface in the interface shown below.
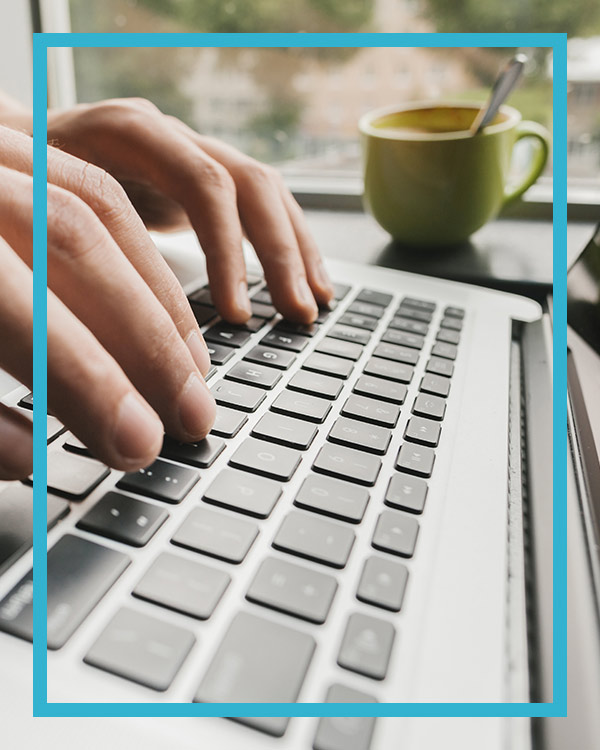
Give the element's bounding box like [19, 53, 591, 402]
[304, 209, 594, 301]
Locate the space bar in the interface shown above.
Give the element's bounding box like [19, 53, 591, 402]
[194, 611, 316, 736]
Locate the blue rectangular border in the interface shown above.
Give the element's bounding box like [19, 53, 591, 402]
[33, 31, 566, 718]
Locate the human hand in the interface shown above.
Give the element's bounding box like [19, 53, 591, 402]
[46, 97, 334, 324]
[0, 125, 215, 477]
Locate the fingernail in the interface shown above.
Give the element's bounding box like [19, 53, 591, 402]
[114, 392, 162, 462]
[296, 276, 318, 313]
[185, 330, 210, 375]
[178, 372, 215, 440]
[236, 280, 252, 318]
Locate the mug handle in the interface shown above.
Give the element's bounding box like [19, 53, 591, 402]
[503, 120, 550, 204]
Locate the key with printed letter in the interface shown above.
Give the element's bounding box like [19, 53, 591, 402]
[328, 417, 391, 455]
[313, 443, 381, 486]
[372, 509, 419, 558]
[117, 459, 199, 503]
[203, 467, 282, 518]
[252, 412, 317, 450]
[229, 437, 301, 481]
[395, 443, 436, 477]
[342, 394, 400, 428]
[271, 391, 332, 423]
[225, 361, 282, 390]
[294, 474, 370, 523]
[171, 506, 258, 563]
[210, 380, 266, 412]
[337, 612, 395, 680]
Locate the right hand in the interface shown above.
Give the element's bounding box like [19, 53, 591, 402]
[0, 125, 216, 479]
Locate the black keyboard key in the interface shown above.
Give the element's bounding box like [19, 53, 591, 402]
[420, 373, 451, 397]
[247, 556, 337, 624]
[161, 435, 225, 468]
[412, 393, 447, 421]
[188, 286, 213, 306]
[431, 342, 458, 361]
[395, 443, 435, 477]
[210, 380, 266, 412]
[0, 485, 68, 576]
[117, 459, 199, 503]
[401, 296, 436, 312]
[225, 361, 282, 390]
[347, 300, 385, 319]
[395, 306, 433, 323]
[328, 417, 391, 455]
[203, 467, 282, 518]
[372, 509, 419, 557]
[426, 357, 455, 378]
[315, 336, 363, 361]
[338, 313, 378, 331]
[445, 305, 465, 318]
[238, 315, 267, 333]
[436, 328, 460, 345]
[229, 437, 301, 481]
[204, 322, 252, 348]
[244, 344, 296, 369]
[405, 416, 441, 447]
[271, 390, 332, 423]
[261, 330, 309, 352]
[84, 607, 194, 691]
[77, 491, 168, 546]
[355, 288, 393, 307]
[328, 324, 371, 346]
[194, 612, 315, 737]
[252, 412, 317, 450]
[314, 685, 377, 750]
[18, 391, 34, 410]
[273, 510, 355, 568]
[345, 394, 400, 429]
[46, 451, 110, 501]
[210, 405, 247, 437]
[363, 357, 413, 384]
[206, 342, 235, 366]
[251, 288, 272, 304]
[172, 506, 258, 563]
[287, 370, 343, 399]
[332, 282, 352, 300]
[274, 320, 319, 337]
[385, 473, 428, 514]
[388, 316, 429, 335]
[190, 303, 217, 327]
[373, 342, 419, 365]
[0, 534, 129, 649]
[313, 443, 381, 486]
[440, 316, 463, 331]
[337, 612, 395, 680]
[294, 474, 369, 523]
[302, 352, 354, 379]
[353, 375, 407, 405]
[250, 300, 277, 319]
[133, 552, 230, 619]
[380, 328, 424, 350]
[357, 556, 409, 612]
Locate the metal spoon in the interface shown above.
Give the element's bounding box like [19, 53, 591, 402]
[469, 53, 527, 135]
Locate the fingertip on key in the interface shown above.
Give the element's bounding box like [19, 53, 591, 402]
[178, 372, 217, 441]
[113, 392, 163, 469]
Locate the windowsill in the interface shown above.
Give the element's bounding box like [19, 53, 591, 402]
[288, 175, 598, 222]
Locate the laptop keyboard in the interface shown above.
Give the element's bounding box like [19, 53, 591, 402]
[0, 273, 465, 739]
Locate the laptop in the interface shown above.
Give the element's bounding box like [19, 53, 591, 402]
[0, 226, 557, 750]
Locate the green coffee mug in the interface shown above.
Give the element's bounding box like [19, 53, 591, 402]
[359, 102, 550, 246]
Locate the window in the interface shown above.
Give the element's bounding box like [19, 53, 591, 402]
[37, 0, 600, 210]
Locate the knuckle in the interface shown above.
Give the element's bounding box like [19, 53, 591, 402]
[83, 97, 160, 130]
[78, 163, 130, 219]
[197, 160, 236, 196]
[46, 185, 102, 262]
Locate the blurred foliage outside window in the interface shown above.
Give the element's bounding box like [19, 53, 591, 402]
[68, 0, 600, 182]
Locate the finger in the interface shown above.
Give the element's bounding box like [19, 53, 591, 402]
[0, 234, 33, 480]
[0, 170, 216, 445]
[44, 183, 216, 444]
[0, 126, 210, 375]
[47, 289, 164, 471]
[279, 188, 334, 306]
[49, 101, 252, 324]
[169, 125, 324, 321]
[0, 404, 33, 481]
